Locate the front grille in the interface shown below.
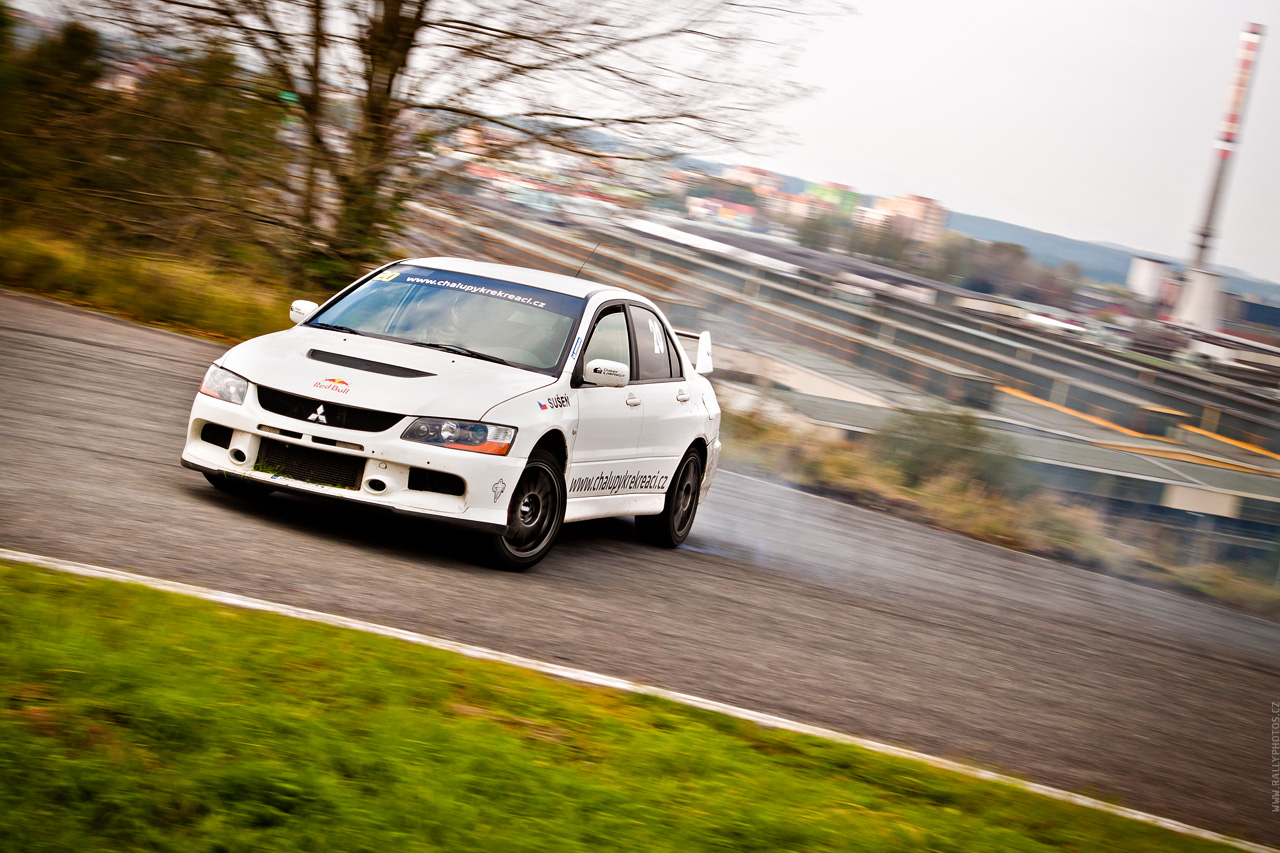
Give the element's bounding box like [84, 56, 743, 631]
[256, 386, 404, 432]
[255, 438, 366, 490]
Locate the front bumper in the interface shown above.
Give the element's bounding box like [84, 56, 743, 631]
[182, 389, 523, 535]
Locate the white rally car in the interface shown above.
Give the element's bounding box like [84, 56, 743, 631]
[181, 258, 721, 569]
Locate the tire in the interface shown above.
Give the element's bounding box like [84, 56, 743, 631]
[203, 471, 275, 498]
[636, 448, 702, 548]
[487, 449, 565, 571]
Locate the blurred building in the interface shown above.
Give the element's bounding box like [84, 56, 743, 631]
[1171, 269, 1225, 330]
[686, 196, 756, 229]
[663, 168, 712, 195]
[721, 165, 784, 194]
[804, 183, 860, 217]
[1221, 292, 1280, 346]
[852, 205, 894, 233]
[873, 195, 949, 244]
[755, 190, 825, 222]
[454, 125, 522, 156]
[1125, 256, 1173, 303]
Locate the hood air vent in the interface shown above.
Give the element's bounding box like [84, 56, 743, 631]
[307, 349, 434, 378]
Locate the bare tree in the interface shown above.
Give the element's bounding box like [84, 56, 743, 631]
[0, 17, 295, 255]
[79, 0, 834, 280]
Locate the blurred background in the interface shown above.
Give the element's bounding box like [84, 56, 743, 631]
[1, 0, 1279, 620]
[5, 2, 1280, 847]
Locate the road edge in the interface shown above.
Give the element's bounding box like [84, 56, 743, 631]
[1, 546, 1273, 853]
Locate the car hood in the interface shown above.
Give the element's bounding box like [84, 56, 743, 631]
[220, 327, 557, 420]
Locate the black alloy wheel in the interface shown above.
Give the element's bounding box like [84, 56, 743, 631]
[637, 448, 702, 548]
[488, 449, 565, 570]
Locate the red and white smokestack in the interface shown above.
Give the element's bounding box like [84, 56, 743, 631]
[1191, 23, 1264, 271]
[1217, 24, 1263, 159]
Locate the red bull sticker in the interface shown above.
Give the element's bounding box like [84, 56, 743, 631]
[313, 377, 350, 394]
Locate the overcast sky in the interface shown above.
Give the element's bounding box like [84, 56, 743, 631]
[732, 0, 1279, 281]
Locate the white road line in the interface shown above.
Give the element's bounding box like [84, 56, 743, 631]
[1, 546, 1273, 853]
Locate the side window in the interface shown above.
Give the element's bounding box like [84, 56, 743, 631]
[627, 305, 679, 381]
[664, 327, 683, 378]
[580, 307, 630, 384]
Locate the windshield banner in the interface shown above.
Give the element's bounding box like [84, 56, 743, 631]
[376, 266, 585, 317]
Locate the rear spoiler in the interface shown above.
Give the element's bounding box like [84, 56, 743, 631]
[675, 330, 713, 375]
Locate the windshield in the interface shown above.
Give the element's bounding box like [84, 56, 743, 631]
[308, 266, 586, 372]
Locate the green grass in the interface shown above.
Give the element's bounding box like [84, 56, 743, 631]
[0, 229, 307, 342]
[0, 560, 1239, 852]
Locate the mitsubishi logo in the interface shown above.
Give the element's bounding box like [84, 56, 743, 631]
[307, 404, 327, 424]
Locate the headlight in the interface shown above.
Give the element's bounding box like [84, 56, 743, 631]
[199, 365, 248, 405]
[401, 418, 516, 455]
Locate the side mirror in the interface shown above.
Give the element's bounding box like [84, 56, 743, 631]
[695, 331, 713, 375]
[584, 358, 629, 388]
[290, 300, 319, 325]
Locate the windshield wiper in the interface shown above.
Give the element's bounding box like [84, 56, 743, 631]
[307, 322, 365, 336]
[408, 341, 511, 366]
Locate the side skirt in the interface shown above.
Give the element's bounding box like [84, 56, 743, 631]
[564, 493, 666, 523]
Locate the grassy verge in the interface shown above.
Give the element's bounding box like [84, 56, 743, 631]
[719, 406, 1280, 620]
[719, 407, 1115, 559]
[0, 559, 1237, 852]
[0, 229, 306, 342]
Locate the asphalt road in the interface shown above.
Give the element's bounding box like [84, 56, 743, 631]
[2, 290, 1278, 845]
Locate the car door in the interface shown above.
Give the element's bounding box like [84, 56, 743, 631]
[626, 303, 698, 472]
[566, 304, 644, 496]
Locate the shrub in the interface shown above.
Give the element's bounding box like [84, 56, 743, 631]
[873, 409, 1027, 495]
[915, 474, 1027, 549]
[0, 229, 306, 341]
[1020, 496, 1121, 569]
